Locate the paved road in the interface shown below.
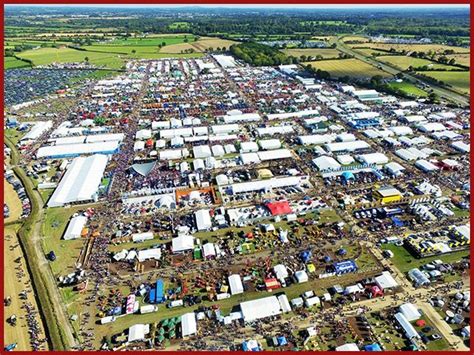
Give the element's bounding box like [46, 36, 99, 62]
[333, 36, 470, 107]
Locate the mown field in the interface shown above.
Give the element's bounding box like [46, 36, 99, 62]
[160, 38, 237, 53]
[304, 58, 391, 79]
[105, 35, 192, 46]
[446, 53, 470, 67]
[418, 71, 470, 95]
[283, 48, 341, 59]
[351, 43, 470, 54]
[352, 47, 392, 56]
[387, 81, 428, 97]
[379, 55, 459, 70]
[4, 56, 31, 69]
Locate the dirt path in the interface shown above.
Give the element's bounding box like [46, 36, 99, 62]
[4, 225, 48, 350]
[4, 178, 22, 223]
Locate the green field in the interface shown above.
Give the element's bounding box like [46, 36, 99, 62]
[169, 22, 191, 30]
[4, 56, 31, 69]
[352, 47, 392, 56]
[106, 36, 190, 46]
[382, 244, 469, 273]
[379, 55, 458, 70]
[304, 58, 391, 79]
[283, 48, 341, 59]
[387, 81, 428, 97]
[16, 47, 126, 68]
[419, 71, 470, 95]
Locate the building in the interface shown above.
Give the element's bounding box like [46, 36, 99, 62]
[37, 141, 120, 159]
[407, 268, 430, 287]
[128, 324, 150, 343]
[48, 154, 108, 207]
[195, 209, 212, 231]
[325, 140, 370, 153]
[335, 343, 360, 351]
[375, 271, 399, 290]
[374, 186, 402, 204]
[399, 303, 421, 321]
[357, 152, 389, 166]
[394, 313, 420, 340]
[228, 274, 244, 295]
[312, 156, 341, 171]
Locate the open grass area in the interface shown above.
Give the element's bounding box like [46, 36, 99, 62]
[351, 47, 392, 56]
[382, 244, 469, 273]
[160, 38, 237, 53]
[304, 58, 391, 79]
[41, 206, 88, 276]
[5, 56, 31, 69]
[355, 43, 470, 54]
[387, 81, 428, 97]
[106, 35, 191, 46]
[283, 48, 341, 59]
[16, 47, 125, 69]
[446, 53, 470, 67]
[418, 71, 470, 95]
[379, 55, 458, 70]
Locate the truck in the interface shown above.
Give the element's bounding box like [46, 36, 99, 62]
[140, 305, 159, 314]
[167, 299, 184, 308]
[100, 316, 116, 325]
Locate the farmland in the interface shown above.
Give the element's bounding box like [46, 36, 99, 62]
[418, 71, 470, 95]
[350, 43, 470, 54]
[4, 56, 31, 69]
[304, 58, 391, 79]
[378, 56, 458, 70]
[446, 53, 470, 67]
[105, 35, 193, 46]
[387, 81, 428, 97]
[283, 48, 341, 59]
[160, 38, 237, 53]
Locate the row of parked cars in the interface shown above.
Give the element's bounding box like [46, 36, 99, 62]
[5, 169, 31, 218]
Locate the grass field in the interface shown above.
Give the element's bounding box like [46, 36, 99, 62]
[4, 223, 48, 350]
[418, 71, 470, 95]
[382, 244, 469, 273]
[4, 56, 31, 69]
[446, 53, 470, 67]
[16, 47, 125, 68]
[160, 38, 237, 53]
[354, 43, 470, 54]
[342, 36, 369, 43]
[304, 58, 391, 79]
[106, 35, 191, 46]
[41, 206, 88, 276]
[283, 48, 341, 59]
[387, 81, 428, 97]
[378, 55, 458, 70]
[352, 48, 392, 56]
[4, 178, 22, 223]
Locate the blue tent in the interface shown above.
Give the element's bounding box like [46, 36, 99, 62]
[300, 250, 312, 262]
[391, 216, 404, 227]
[277, 336, 288, 346]
[364, 343, 382, 351]
[341, 171, 355, 181]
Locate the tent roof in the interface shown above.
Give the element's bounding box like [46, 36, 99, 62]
[266, 201, 292, 216]
[131, 161, 156, 177]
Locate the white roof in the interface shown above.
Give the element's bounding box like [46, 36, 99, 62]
[195, 209, 212, 231]
[231, 176, 303, 194]
[48, 154, 108, 207]
[63, 215, 87, 240]
[395, 312, 420, 340]
[277, 294, 292, 313]
[298, 134, 335, 145]
[325, 140, 370, 152]
[211, 124, 239, 134]
[295, 270, 308, 283]
[257, 149, 292, 161]
[135, 129, 152, 140]
[228, 274, 244, 295]
[256, 126, 294, 136]
[172, 235, 194, 253]
[389, 126, 413, 136]
[222, 112, 261, 123]
[160, 127, 193, 139]
[181, 312, 197, 337]
[418, 122, 446, 132]
[451, 141, 470, 153]
[312, 156, 341, 171]
[415, 159, 439, 172]
[137, 249, 161, 263]
[211, 145, 225, 157]
[399, 303, 421, 321]
[336, 343, 360, 351]
[274, 264, 288, 280]
[213, 54, 237, 68]
[259, 139, 281, 150]
[404, 115, 426, 123]
[202, 243, 216, 257]
[128, 324, 149, 343]
[240, 296, 282, 322]
[358, 152, 389, 165]
[37, 141, 119, 159]
[21, 121, 53, 141]
[132, 232, 154, 242]
[385, 162, 405, 174]
[375, 271, 398, 289]
[240, 152, 261, 165]
[267, 109, 320, 121]
[216, 174, 229, 185]
[336, 133, 356, 142]
[193, 145, 212, 158]
[241, 141, 259, 153]
[159, 149, 183, 161]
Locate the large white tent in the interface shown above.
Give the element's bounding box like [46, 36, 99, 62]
[48, 154, 108, 207]
[240, 296, 282, 322]
[63, 216, 88, 240]
[181, 312, 197, 337]
[228, 274, 244, 295]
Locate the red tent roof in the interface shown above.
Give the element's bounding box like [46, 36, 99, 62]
[266, 201, 292, 216]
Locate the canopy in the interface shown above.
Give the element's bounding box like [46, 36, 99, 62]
[131, 162, 156, 177]
[266, 201, 292, 216]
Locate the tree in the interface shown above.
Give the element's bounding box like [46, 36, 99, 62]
[131, 49, 136, 54]
[428, 92, 439, 103]
[448, 58, 456, 65]
[84, 56, 89, 62]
